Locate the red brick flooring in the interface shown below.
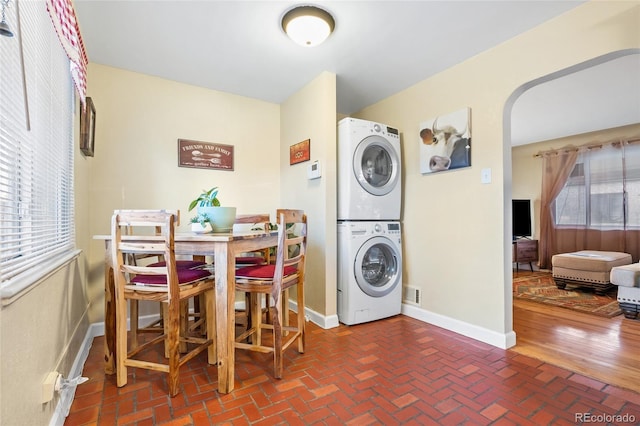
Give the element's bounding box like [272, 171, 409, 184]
[65, 315, 640, 425]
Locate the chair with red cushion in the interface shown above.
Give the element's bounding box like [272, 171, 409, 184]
[125, 212, 208, 346]
[111, 210, 215, 397]
[234, 209, 307, 378]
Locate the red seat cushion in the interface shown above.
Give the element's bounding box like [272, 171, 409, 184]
[147, 260, 207, 269]
[131, 268, 211, 286]
[235, 256, 266, 265]
[235, 264, 297, 279]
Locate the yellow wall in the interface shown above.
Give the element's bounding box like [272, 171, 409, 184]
[280, 72, 338, 324]
[512, 123, 640, 243]
[354, 1, 640, 346]
[5, 2, 640, 424]
[84, 64, 282, 322]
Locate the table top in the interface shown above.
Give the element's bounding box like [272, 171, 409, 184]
[93, 230, 277, 242]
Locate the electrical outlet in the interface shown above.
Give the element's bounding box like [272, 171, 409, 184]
[42, 372, 60, 403]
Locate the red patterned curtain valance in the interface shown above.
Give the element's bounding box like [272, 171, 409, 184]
[46, 0, 88, 106]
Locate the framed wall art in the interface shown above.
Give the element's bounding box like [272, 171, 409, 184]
[419, 107, 471, 174]
[80, 97, 96, 157]
[290, 139, 310, 165]
[178, 139, 234, 171]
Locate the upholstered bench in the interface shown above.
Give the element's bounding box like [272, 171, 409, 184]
[610, 263, 640, 319]
[552, 250, 632, 294]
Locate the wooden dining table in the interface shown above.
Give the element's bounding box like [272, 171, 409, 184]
[94, 229, 278, 394]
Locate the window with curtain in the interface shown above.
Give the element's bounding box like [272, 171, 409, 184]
[0, 0, 75, 297]
[554, 143, 640, 230]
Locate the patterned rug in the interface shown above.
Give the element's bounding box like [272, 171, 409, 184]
[513, 272, 622, 318]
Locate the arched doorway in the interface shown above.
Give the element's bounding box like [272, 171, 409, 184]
[502, 49, 640, 388]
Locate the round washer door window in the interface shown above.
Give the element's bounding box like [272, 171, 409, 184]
[354, 236, 401, 297]
[353, 135, 400, 196]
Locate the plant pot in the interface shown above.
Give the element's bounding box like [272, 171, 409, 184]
[198, 206, 237, 233]
[190, 222, 212, 234]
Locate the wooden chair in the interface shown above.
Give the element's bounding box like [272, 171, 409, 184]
[232, 214, 273, 329]
[234, 213, 272, 265]
[125, 211, 207, 348]
[234, 209, 307, 378]
[189, 213, 273, 334]
[111, 210, 215, 397]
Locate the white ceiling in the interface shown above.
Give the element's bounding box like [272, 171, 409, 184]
[511, 53, 640, 146]
[74, 1, 638, 144]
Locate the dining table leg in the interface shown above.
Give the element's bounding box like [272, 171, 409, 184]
[214, 243, 236, 393]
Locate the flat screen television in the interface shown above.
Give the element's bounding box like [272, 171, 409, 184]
[512, 199, 532, 239]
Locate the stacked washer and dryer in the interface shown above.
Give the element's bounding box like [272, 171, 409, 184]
[337, 117, 403, 325]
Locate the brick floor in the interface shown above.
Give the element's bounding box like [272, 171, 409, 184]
[65, 315, 640, 425]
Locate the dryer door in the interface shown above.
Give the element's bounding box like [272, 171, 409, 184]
[354, 235, 401, 297]
[353, 135, 400, 196]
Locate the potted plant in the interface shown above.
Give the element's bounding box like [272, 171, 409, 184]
[188, 186, 236, 233]
[189, 212, 213, 233]
[188, 187, 221, 210]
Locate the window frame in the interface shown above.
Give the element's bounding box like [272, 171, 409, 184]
[553, 145, 640, 231]
[0, 0, 77, 302]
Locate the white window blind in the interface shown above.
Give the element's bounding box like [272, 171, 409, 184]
[0, 0, 75, 294]
[554, 143, 640, 230]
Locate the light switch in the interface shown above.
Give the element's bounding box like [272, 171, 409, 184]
[481, 168, 492, 184]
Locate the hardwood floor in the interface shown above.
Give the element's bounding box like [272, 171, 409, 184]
[512, 271, 640, 394]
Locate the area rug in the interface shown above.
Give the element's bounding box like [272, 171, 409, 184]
[513, 272, 622, 318]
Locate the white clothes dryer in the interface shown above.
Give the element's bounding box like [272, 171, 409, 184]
[337, 221, 402, 325]
[338, 117, 402, 221]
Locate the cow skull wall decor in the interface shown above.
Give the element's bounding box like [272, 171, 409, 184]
[419, 107, 471, 174]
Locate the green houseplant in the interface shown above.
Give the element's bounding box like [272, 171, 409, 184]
[188, 186, 236, 233]
[189, 212, 213, 233]
[188, 187, 221, 211]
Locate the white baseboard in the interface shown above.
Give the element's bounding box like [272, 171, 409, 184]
[287, 299, 340, 329]
[86, 304, 515, 348]
[401, 303, 516, 349]
[49, 313, 99, 426]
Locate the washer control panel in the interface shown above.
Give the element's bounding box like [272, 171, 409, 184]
[372, 222, 401, 235]
[385, 223, 401, 234]
[340, 221, 401, 238]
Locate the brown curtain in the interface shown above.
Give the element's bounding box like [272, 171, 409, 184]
[539, 141, 640, 267]
[539, 150, 578, 268]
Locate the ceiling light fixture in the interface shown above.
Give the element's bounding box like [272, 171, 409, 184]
[281, 5, 335, 47]
[0, 0, 14, 37]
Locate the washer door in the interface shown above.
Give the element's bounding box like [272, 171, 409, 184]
[354, 236, 401, 297]
[353, 135, 400, 196]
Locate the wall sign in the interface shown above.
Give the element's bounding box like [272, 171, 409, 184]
[290, 139, 310, 165]
[178, 139, 234, 171]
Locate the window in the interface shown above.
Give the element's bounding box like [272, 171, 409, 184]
[554, 144, 640, 229]
[0, 0, 75, 296]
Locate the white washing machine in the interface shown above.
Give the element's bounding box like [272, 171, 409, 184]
[337, 221, 402, 325]
[338, 117, 402, 221]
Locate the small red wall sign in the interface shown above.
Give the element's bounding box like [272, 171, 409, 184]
[290, 139, 310, 165]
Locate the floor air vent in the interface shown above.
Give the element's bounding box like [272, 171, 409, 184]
[403, 286, 420, 305]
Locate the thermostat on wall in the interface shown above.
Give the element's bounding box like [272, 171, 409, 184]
[308, 160, 321, 180]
